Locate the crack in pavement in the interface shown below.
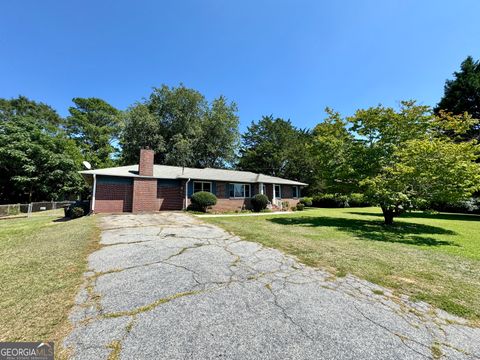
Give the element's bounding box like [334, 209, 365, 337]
[65, 212, 480, 360]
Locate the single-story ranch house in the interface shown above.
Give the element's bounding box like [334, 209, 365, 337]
[81, 149, 307, 213]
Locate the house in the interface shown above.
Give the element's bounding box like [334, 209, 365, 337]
[80, 149, 307, 213]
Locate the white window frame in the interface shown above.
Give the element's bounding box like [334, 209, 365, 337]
[261, 184, 266, 195]
[292, 186, 299, 199]
[193, 181, 212, 193]
[274, 184, 282, 199]
[229, 183, 251, 199]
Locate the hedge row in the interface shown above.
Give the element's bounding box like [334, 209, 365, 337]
[309, 193, 370, 208]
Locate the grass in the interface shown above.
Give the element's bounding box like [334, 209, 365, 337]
[203, 207, 480, 321]
[0, 209, 99, 346]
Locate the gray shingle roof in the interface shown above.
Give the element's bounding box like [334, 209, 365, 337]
[80, 165, 307, 186]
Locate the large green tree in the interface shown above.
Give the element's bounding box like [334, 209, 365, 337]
[309, 108, 356, 193]
[0, 96, 84, 203]
[121, 85, 239, 168]
[348, 102, 480, 224]
[237, 116, 313, 183]
[363, 137, 480, 224]
[435, 56, 480, 141]
[66, 97, 122, 168]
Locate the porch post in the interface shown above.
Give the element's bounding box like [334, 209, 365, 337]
[259, 182, 264, 195]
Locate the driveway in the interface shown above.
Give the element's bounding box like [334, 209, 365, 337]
[65, 212, 480, 359]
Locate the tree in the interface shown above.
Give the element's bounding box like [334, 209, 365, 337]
[348, 101, 480, 224]
[347, 100, 434, 178]
[66, 97, 122, 168]
[120, 84, 239, 168]
[362, 138, 480, 224]
[435, 56, 480, 141]
[237, 116, 313, 183]
[0, 96, 84, 203]
[309, 108, 356, 193]
[120, 104, 165, 165]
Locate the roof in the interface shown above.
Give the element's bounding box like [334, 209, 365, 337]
[80, 165, 307, 186]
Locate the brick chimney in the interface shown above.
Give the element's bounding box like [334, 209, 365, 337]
[138, 148, 154, 176]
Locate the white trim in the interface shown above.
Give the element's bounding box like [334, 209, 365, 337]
[91, 174, 97, 212]
[184, 178, 191, 210]
[259, 182, 264, 195]
[193, 181, 212, 193]
[274, 184, 282, 199]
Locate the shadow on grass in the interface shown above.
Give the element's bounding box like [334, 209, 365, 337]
[347, 211, 480, 222]
[268, 216, 458, 247]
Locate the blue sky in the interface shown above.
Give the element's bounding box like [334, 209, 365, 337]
[1, 0, 479, 131]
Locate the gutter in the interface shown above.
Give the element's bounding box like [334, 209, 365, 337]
[184, 178, 191, 210]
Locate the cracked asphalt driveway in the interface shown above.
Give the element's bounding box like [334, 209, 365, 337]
[65, 212, 480, 359]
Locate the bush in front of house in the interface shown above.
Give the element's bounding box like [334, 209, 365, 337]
[190, 191, 217, 212]
[70, 207, 85, 219]
[296, 203, 305, 211]
[251, 194, 269, 212]
[299, 197, 313, 207]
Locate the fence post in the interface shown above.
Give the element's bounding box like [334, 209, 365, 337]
[27, 203, 32, 218]
[52, 200, 56, 210]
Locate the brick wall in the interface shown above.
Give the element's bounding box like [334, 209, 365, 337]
[138, 149, 154, 176]
[157, 180, 184, 210]
[213, 198, 251, 211]
[95, 183, 133, 212]
[132, 178, 158, 212]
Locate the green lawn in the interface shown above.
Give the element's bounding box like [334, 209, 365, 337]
[0, 210, 99, 347]
[203, 207, 480, 321]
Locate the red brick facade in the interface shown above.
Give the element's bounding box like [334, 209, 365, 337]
[132, 178, 158, 212]
[95, 183, 133, 213]
[94, 178, 300, 213]
[138, 149, 154, 176]
[157, 181, 184, 210]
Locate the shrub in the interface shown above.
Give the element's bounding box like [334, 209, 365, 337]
[347, 193, 370, 207]
[70, 207, 84, 219]
[296, 203, 305, 211]
[251, 194, 269, 212]
[282, 201, 290, 210]
[290, 206, 297, 211]
[312, 194, 343, 208]
[429, 198, 480, 214]
[299, 197, 313, 207]
[190, 191, 217, 212]
[311, 193, 371, 208]
[65, 200, 90, 218]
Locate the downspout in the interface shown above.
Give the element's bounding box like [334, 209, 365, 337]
[184, 178, 191, 210]
[91, 174, 97, 213]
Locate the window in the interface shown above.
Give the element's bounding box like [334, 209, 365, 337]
[229, 183, 251, 198]
[261, 184, 267, 195]
[292, 186, 299, 198]
[274, 185, 281, 199]
[193, 181, 212, 193]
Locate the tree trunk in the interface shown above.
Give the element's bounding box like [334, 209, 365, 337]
[381, 206, 395, 225]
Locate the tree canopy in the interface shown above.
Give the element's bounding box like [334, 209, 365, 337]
[237, 116, 313, 184]
[435, 56, 480, 141]
[0, 96, 84, 203]
[350, 102, 480, 224]
[121, 84, 239, 168]
[66, 97, 121, 168]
